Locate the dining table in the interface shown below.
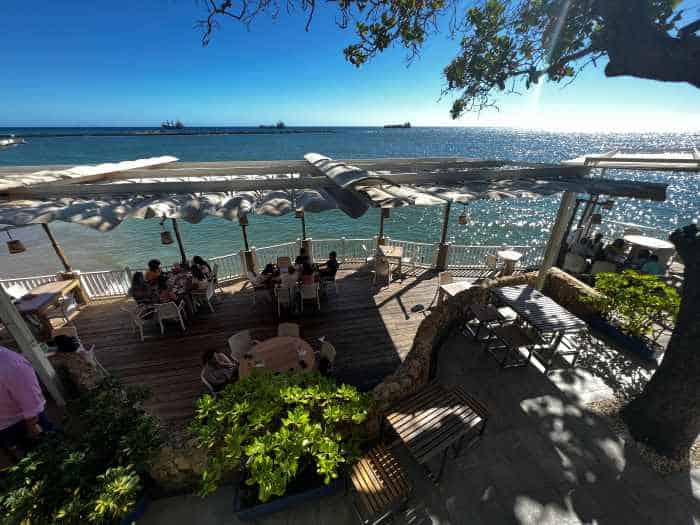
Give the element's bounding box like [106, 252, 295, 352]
[497, 249, 523, 276]
[14, 279, 85, 339]
[623, 234, 676, 266]
[238, 336, 316, 378]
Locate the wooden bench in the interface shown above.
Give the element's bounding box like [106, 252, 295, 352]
[350, 445, 411, 525]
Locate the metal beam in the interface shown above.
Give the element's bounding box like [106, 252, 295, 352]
[171, 218, 187, 266]
[41, 224, 72, 272]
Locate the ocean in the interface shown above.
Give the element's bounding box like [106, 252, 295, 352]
[0, 127, 698, 278]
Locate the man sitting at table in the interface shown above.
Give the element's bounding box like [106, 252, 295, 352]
[641, 254, 665, 275]
[129, 271, 155, 304]
[319, 251, 339, 279]
[0, 346, 55, 457]
[145, 259, 162, 282]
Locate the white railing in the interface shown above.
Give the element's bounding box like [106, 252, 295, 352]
[447, 244, 546, 269]
[0, 274, 59, 295]
[311, 238, 374, 264]
[385, 238, 437, 267]
[209, 251, 245, 282]
[79, 270, 131, 298]
[253, 241, 299, 268]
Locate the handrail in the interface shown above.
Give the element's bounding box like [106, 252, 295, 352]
[0, 238, 546, 300]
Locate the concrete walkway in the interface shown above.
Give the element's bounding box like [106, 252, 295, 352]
[141, 331, 699, 525]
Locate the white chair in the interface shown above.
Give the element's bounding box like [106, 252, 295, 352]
[3, 284, 27, 300]
[201, 369, 217, 396]
[591, 260, 618, 276]
[228, 330, 254, 361]
[155, 301, 187, 334]
[371, 258, 391, 288]
[278, 322, 300, 338]
[192, 280, 216, 313]
[299, 283, 320, 312]
[276, 285, 293, 316]
[246, 271, 268, 305]
[563, 253, 588, 274]
[120, 304, 155, 342]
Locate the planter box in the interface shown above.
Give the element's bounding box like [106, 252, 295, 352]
[233, 477, 343, 521]
[589, 316, 656, 361]
[120, 495, 149, 525]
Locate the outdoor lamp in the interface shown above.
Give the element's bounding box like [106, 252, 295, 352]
[295, 208, 305, 219]
[381, 208, 391, 218]
[458, 206, 469, 226]
[5, 230, 26, 254]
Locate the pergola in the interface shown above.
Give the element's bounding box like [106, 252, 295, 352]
[0, 152, 672, 403]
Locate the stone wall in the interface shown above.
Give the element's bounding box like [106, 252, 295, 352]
[366, 268, 600, 437]
[147, 434, 210, 496]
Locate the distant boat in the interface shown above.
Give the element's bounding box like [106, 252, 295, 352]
[259, 121, 286, 129]
[0, 136, 26, 149]
[161, 120, 184, 130]
[384, 122, 411, 129]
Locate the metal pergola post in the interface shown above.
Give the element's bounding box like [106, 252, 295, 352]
[536, 191, 577, 290]
[41, 223, 72, 272]
[171, 218, 187, 266]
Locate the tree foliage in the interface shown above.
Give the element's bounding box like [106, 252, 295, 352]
[197, 0, 700, 117]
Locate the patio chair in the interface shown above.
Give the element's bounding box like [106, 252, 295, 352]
[319, 340, 337, 375]
[349, 444, 412, 525]
[462, 304, 505, 343]
[563, 253, 588, 274]
[192, 279, 216, 313]
[155, 301, 187, 334]
[299, 283, 320, 312]
[370, 258, 391, 289]
[275, 285, 293, 316]
[120, 304, 155, 342]
[227, 330, 255, 361]
[277, 322, 300, 338]
[484, 324, 539, 368]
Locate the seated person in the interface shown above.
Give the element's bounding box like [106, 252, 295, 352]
[300, 262, 316, 285]
[145, 259, 162, 282]
[641, 254, 665, 275]
[156, 274, 177, 303]
[627, 248, 652, 269]
[260, 263, 278, 288]
[201, 348, 238, 392]
[128, 271, 155, 304]
[590, 233, 604, 259]
[319, 251, 340, 279]
[280, 265, 298, 289]
[603, 239, 626, 263]
[191, 265, 209, 291]
[192, 255, 212, 279]
[295, 248, 310, 266]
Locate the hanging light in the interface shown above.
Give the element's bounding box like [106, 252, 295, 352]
[5, 230, 26, 254]
[458, 205, 469, 226]
[238, 215, 249, 227]
[295, 208, 305, 219]
[159, 217, 174, 245]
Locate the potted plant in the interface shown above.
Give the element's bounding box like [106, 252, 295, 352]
[189, 371, 371, 521]
[0, 378, 162, 525]
[584, 270, 680, 359]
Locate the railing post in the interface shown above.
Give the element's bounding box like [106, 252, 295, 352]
[435, 242, 451, 271]
[340, 237, 347, 263]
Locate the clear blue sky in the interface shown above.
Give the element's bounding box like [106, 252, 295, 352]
[1, 0, 699, 130]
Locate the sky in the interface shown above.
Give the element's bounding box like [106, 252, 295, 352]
[1, 0, 699, 131]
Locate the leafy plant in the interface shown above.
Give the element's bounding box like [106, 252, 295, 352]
[586, 270, 680, 338]
[0, 378, 161, 525]
[190, 371, 371, 503]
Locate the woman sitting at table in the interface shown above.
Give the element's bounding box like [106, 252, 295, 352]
[156, 274, 178, 303]
[192, 256, 212, 279]
[145, 259, 162, 283]
[191, 265, 209, 291]
[201, 348, 238, 392]
[129, 271, 155, 304]
[300, 263, 316, 285]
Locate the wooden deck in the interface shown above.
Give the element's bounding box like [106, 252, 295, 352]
[0, 267, 491, 430]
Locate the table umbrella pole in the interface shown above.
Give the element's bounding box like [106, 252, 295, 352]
[171, 218, 187, 266]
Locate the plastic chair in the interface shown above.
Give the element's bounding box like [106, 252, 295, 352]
[278, 322, 300, 338]
[563, 253, 588, 274]
[228, 330, 254, 361]
[192, 279, 216, 312]
[371, 258, 391, 288]
[299, 283, 320, 312]
[155, 301, 187, 334]
[120, 304, 155, 341]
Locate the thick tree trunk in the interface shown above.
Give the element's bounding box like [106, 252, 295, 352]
[621, 224, 700, 460]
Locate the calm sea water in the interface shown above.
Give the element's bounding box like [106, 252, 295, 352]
[0, 127, 698, 277]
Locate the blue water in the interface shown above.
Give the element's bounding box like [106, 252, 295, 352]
[0, 127, 698, 276]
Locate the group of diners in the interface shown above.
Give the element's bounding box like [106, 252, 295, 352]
[128, 255, 215, 308]
[247, 248, 340, 311]
[567, 232, 665, 276]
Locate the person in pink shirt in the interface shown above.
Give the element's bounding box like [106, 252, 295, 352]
[0, 346, 52, 452]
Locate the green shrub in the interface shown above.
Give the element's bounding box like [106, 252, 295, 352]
[190, 371, 371, 503]
[0, 378, 161, 525]
[586, 270, 680, 338]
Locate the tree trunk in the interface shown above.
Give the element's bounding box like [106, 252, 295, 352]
[621, 224, 700, 460]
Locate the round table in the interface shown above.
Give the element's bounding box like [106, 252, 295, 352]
[623, 235, 674, 251]
[238, 336, 315, 378]
[497, 250, 523, 276]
